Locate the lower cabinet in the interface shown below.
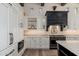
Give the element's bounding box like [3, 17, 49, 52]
[25, 37, 31, 49]
[25, 36, 49, 49]
[0, 43, 18, 56]
[40, 37, 49, 49]
[30, 38, 39, 49]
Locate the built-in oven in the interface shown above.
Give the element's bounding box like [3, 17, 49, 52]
[50, 35, 66, 49]
[18, 40, 24, 53]
[50, 36, 57, 49]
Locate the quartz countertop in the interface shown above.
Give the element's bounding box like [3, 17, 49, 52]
[24, 30, 49, 36]
[56, 40, 79, 56]
[24, 29, 79, 36]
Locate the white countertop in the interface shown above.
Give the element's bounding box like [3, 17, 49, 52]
[24, 29, 79, 36]
[56, 40, 79, 56]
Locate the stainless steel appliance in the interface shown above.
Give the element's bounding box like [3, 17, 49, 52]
[48, 25, 61, 34]
[50, 35, 66, 49]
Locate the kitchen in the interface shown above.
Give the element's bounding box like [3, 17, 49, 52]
[0, 3, 79, 56]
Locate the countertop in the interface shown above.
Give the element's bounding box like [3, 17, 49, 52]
[24, 30, 79, 36]
[56, 40, 79, 56]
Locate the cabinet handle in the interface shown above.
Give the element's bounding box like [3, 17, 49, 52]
[9, 33, 14, 45]
[8, 3, 12, 6]
[5, 49, 15, 56]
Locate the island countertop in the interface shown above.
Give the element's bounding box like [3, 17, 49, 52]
[56, 40, 79, 56]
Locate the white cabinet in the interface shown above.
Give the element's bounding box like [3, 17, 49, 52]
[25, 37, 31, 49]
[25, 16, 46, 30]
[30, 37, 40, 49]
[40, 37, 49, 49]
[8, 4, 18, 44]
[68, 7, 79, 30]
[15, 4, 24, 42]
[25, 36, 49, 49]
[37, 18, 46, 30]
[30, 38, 36, 49]
[0, 4, 9, 51]
[0, 3, 24, 55]
[8, 3, 24, 43]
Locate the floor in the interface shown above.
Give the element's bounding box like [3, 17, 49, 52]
[23, 49, 58, 56]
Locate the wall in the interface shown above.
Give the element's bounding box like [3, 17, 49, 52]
[24, 3, 79, 30]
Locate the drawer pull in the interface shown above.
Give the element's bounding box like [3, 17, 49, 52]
[5, 49, 15, 56]
[9, 3, 12, 6]
[9, 33, 14, 45]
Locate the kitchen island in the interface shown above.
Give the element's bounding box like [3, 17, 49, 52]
[56, 41, 79, 56]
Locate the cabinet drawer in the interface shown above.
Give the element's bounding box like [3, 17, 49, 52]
[40, 38, 49, 43]
[0, 43, 17, 56]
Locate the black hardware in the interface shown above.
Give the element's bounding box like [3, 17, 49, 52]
[9, 33, 14, 45]
[9, 3, 12, 6]
[60, 3, 67, 6]
[41, 3, 44, 6]
[19, 3, 24, 7]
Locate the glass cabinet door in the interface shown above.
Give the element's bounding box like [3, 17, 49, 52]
[27, 18, 37, 29]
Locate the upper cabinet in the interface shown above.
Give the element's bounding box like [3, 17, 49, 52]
[68, 7, 79, 30]
[37, 18, 46, 30]
[25, 16, 46, 30]
[27, 18, 37, 29]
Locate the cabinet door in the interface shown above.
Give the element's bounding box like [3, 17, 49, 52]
[9, 5, 18, 44]
[37, 18, 46, 30]
[25, 37, 31, 49]
[0, 4, 9, 51]
[40, 37, 49, 49]
[30, 37, 40, 49]
[30, 38, 35, 49]
[35, 37, 40, 49]
[68, 8, 77, 30]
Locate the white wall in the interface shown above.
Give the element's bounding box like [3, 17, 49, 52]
[24, 3, 79, 30]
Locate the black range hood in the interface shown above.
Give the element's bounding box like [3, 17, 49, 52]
[45, 11, 68, 31]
